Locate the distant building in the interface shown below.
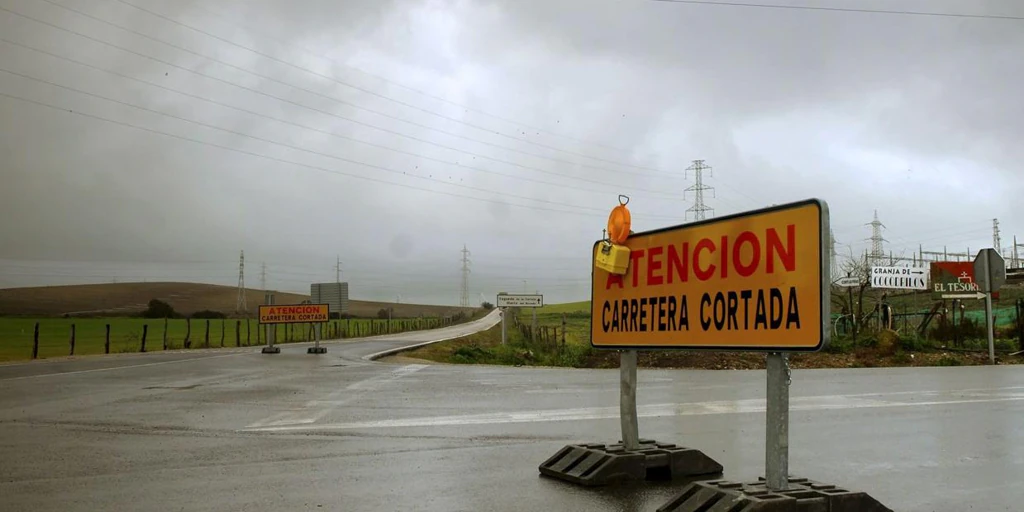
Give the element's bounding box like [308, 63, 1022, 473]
[311, 282, 349, 317]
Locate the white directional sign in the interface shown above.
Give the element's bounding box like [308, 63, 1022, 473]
[833, 277, 860, 288]
[942, 292, 985, 300]
[870, 266, 928, 290]
[496, 293, 544, 308]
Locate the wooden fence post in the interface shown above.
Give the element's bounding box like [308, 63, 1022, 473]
[236, 320, 241, 347]
[140, 324, 148, 353]
[69, 324, 76, 356]
[184, 318, 192, 349]
[32, 322, 39, 359]
[246, 319, 251, 346]
[204, 320, 210, 348]
[163, 318, 168, 351]
[105, 323, 111, 354]
[220, 320, 225, 347]
[562, 314, 567, 348]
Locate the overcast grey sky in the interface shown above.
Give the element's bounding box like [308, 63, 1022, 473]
[1, 0, 1022, 305]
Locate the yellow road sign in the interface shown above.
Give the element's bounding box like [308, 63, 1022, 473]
[258, 304, 330, 324]
[591, 199, 830, 351]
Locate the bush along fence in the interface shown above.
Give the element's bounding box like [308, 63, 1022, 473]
[6, 312, 473, 361]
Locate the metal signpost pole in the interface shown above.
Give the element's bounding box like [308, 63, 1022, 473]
[262, 291, 279, 354]
[973, 248, 1005, 365]
[501, 307, 507, 346]
[979, 251, 995, 365]
[765, 352, 790, 491]
[620, 350, 640, 451]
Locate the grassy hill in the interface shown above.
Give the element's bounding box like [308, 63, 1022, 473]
[0, 282, 477, 318]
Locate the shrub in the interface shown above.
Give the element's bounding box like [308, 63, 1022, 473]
[892, 351, 913, 365]
[824, 337, 854, 354]
[937, 355, 962, 367]
[898, 332, 933, 352]
[140, 299, 179, 319]
[481, 301, 494, 310]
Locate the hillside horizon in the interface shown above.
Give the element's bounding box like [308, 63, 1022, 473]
[0, 281, 479, 318]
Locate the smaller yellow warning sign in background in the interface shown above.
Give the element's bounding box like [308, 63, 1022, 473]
[258, 304, 330, 324]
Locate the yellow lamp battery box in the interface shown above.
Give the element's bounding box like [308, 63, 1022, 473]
[595, 241, 630, 275]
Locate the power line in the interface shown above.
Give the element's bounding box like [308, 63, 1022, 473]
[647, 0, 1024, 21]
[0, 66, 683, 220]
[113, 0, 659, 173]
[0, 86, 639, 221]
[0, 36, 683, 201]
[184, 0, 638, 157]
[0, 8, 681, 197]
[28, 1, 677, 181]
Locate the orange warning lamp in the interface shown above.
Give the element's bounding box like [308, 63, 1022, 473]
[595, 195, 632, 275]
[607, 195, 632, 244]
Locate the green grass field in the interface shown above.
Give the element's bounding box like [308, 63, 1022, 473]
[0, 315, 468, 363]
[534, 301, 589, 315]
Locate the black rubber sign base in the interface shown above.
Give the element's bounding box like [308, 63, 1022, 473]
[261, 346, 280, 354]
[538, 439, 723, 487]
[307, 347, 327, 354]
[656, 477, 893, 511]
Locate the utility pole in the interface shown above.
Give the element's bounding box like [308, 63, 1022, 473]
[866, 210, 887, 267]
[260, 262, 267, 291]
[235, 250, 246, 314]
[460, 245, 471, 307]
[1015, 236, 1021, 268]
[993, 219, 1002, 255]
[684, 159, 715, 221]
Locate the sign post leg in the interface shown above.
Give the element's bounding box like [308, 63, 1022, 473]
[985, 292, 995, 365]
[501, 308, 507, 346]
[620, 349, 640, 451]
[308, 322, 327, 354]
[765, 352, 790, 492]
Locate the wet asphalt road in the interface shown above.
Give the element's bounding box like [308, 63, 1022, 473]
[1, 308, 1022, 511]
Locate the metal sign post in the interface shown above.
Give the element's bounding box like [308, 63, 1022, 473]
[307, 321, 327, 354]
[974, 248, 1006, 365]
[765, 352, 790, 491]
[619, 350, 640, 451]
[261, 291, 279, 354]
[501, 308, 507, 345]
[985, 289, 995, 365]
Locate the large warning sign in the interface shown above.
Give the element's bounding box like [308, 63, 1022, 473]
[258, 304, 330, 324]
[590, 199, 830, 352]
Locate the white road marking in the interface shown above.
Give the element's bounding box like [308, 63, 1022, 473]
[241, 390, 1024, 432]
[245, 364, 429, 428]
[0, 353, 246, 382]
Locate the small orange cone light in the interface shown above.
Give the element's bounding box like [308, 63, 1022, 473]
[607, 195, 632, 244]
[595, 195, 632, 275]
